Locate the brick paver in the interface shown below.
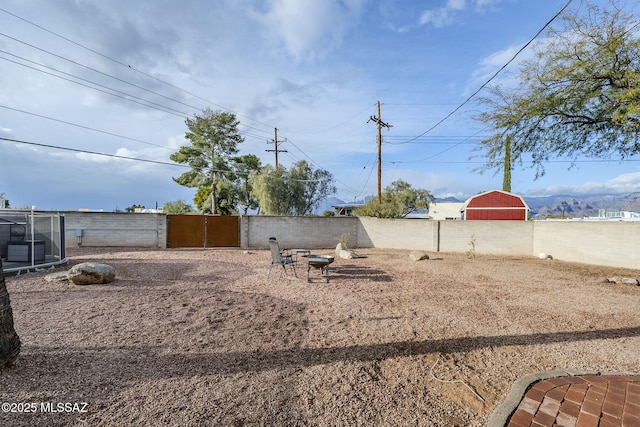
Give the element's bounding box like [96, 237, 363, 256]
[505, 375, 640, 427]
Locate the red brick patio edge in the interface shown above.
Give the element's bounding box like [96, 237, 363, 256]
[487, 370, 638, 427]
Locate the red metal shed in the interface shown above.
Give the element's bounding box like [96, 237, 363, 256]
[461, 190, 529, 220]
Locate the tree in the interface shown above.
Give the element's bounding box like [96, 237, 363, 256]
[193, 180, 238, 215]
[0, 259, 21, 368]
[251, 161, 337, 215]
[473, 86, 520, 191]
[233, 154, 262, 215]
[162, 200, 196, 214]
[476, 1, 640, 178]
[171, 109, 243, 214]
[287, 160, 336, 215]
[125, 204, 145, 212]
[250, 165, 291, 215]
[355, 180, 434, 218]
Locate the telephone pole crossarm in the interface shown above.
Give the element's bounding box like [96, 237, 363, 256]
[266, 127, 287, 168]
[367, 101, 392, 203]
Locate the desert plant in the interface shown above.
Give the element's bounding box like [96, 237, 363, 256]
[339, 232, 350, 249]
[466, 234, 477, 259]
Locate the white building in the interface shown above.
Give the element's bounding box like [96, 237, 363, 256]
[582, 208, 640, 221]
[427, 202, 464, 220]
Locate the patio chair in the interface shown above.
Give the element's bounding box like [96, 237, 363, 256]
[268, 238, 297, 278]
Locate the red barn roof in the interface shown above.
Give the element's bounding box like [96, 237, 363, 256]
[461, 190, 529, 220]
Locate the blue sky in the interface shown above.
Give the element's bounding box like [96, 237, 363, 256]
[1, 0, 639, 211]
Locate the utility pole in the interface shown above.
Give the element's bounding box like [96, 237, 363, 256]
[266, 127, 287, 168]
[368, 101, 392, 203]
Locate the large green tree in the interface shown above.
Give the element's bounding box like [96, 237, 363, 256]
[355, 180, 434, 218]
[171, 109, 243, 214]
[251, 161, 336, 215]
[250, 165, 290, 215]
[476, 1, 640, 178]
[233, 154, 262, 215]
[287, 160, 336, 216]
[0, 259, 21, 368]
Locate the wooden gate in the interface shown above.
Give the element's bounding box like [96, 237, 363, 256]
[167, 215, 239, 248]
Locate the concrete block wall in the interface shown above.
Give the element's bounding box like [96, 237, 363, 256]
[355, 217, 435, 250]
[354, 218, 535, 255]
[59, 212, 638, 269]
[64, 212, 166, 248]
[243, 215, 359, 249]
[438, 220, 534, 255]
[533, 221, 639, 269]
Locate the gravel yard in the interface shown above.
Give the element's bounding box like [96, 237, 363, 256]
[1, 247, 639, 426]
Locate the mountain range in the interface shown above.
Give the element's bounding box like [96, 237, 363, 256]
[317, 192, 640, 219]
[521, 192, 640, 218]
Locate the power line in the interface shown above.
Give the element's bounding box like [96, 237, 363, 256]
[384, 158, 640, 164]
[0, 32, 200, 114]
[390, 129, 489, 164]
[283, 136, 361, 196]
[395, 0, 574, 146]
[0, 54, 190, 116]
[0, 136, 187, 167]
[0, 104, 173, 151]
[0, 7, 275, 138]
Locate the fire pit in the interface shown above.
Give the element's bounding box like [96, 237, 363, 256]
[306, 255, 334, 283]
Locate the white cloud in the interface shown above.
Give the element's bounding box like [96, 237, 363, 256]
[418, 0, 507, 28]
[465, 43, 526, 93]
[527, 171, 640, 196]
[419, 0, 467, 28]
[473, 0, 505, 12]
[259, 0, 367, 61]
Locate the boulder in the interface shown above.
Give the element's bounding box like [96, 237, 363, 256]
[338, 249, 359, 259]
[336, 242, 358, 259]
[67, 262, 116, 285]
[45, 271, 70, 283]
[607, 276, 640, 286]
[409, 251, 429, 261]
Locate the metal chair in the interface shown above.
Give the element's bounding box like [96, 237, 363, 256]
[268, 238, 297, 278]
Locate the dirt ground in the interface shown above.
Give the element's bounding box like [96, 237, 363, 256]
[1, 247, 639, 426]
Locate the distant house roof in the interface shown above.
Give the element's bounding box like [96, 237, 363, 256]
[332, 203, 364, 216]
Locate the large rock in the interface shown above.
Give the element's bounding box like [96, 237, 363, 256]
[409, 251, 429, 261]
[67, 262, 116, 285]
[335, 243, 358, 259]
[45, 271, 70, 283]
[607, 276, 639, 286]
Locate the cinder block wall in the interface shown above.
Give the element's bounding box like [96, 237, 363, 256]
[60, 212, 639, 269]
[64, 212, 166, 248]
[438, 220, 534, 255]
[355, 217, 435, 250]
[243, 216, 359, 249]
[533, 221, 639, 269]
